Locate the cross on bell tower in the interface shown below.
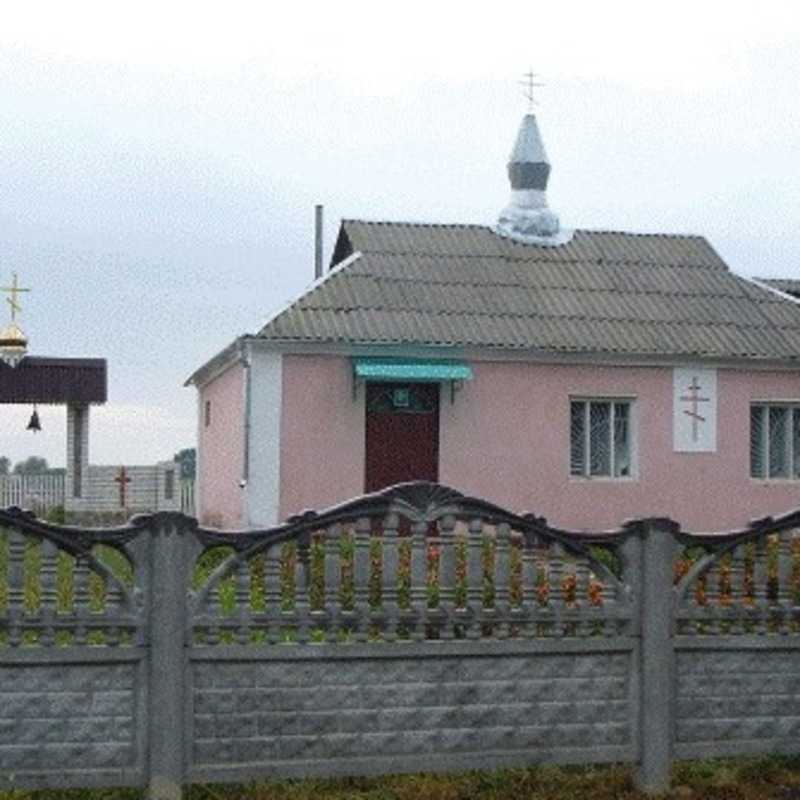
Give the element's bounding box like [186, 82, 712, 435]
[0, 272, 30, 367]
[1, 273, 31, 324]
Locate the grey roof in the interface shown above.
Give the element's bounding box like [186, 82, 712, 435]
[761, 278, 800, 298]
[256, 220, 800, 361]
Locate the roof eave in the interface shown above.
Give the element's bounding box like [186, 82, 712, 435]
[243, 338, 800, 371]
[184, 336, 253, 388]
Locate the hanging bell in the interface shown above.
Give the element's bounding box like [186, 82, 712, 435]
[26, 406, 41, 432]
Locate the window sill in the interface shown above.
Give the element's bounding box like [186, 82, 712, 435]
[569, 475, 638, 483]
[750, 477, 800, 484]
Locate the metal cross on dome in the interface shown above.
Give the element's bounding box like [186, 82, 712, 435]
[520, 69, 544, 112]
[1, 273, 30, 323]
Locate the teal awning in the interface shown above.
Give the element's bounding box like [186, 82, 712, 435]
[353, 358, 473, 382]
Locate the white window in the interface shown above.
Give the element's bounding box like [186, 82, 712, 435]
[570, 399, 634, 478]
[751, 404, 800, 479]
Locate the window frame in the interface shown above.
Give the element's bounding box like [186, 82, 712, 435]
[569, 396, 637, 481]
[750, 401, 800, 481]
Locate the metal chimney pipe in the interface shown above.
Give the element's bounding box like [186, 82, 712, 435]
[314, 204, 323, 280]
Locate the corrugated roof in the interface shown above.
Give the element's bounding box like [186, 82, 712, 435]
[256, 221, 800, 361]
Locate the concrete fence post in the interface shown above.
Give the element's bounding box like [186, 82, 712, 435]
[146, 513, 192, 800]
[627, 517, 678, 795]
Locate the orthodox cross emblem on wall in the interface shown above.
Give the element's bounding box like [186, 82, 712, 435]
[679, 377, 710, 443]
[673, 367, 717, 453]
[115, 466, 131, 508]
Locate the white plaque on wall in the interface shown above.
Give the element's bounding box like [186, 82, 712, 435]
[673, 367, 717, 452]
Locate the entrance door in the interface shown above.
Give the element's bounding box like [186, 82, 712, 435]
[365, 382, 439, 493]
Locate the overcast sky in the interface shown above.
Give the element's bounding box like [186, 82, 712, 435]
[1, 1, 799, 468]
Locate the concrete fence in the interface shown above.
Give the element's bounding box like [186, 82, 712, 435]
[1, 482, 799, 799]
[66, 462, 184, 516]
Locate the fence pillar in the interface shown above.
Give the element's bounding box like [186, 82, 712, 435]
[146, 513, 192, 800]
[627, 517, 678, 795]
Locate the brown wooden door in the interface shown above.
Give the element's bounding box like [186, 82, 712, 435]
[365, 383, 439, 493]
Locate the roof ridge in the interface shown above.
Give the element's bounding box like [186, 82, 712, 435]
[343, 218, 706, 240]
[351, 251, 724, 270]
[343, 218, 491, 230]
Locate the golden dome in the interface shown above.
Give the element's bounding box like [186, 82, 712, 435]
[0, 322, 27, 366]
[0, 322, 27, 347]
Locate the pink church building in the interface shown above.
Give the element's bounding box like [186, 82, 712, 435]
[187, 114, 800, 532]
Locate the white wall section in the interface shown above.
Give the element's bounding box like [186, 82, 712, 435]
[245, 348, 283, 526]
[673, 366, 718, 452]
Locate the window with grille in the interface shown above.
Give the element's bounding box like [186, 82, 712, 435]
[750, 404, 800, 479]
[570, 399, 634, 478]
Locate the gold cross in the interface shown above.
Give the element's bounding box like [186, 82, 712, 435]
[0, 273, 31, 323]
[520, 69, 544, 112]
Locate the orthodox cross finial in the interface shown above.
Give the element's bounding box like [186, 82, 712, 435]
[1, 273, 31, 324]
[520, 69, 544, 113]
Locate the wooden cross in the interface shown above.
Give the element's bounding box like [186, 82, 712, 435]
[680, 377, 710, 443]
[114, 466, 131, 508]
[0, 273, 30, 323]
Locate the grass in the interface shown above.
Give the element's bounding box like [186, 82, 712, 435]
[3, 757, 800, 799]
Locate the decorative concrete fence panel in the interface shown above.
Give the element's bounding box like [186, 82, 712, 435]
[1, 483, 799, 799]
[673, 517, 800, 761]
[186, 483, 638, 784]
[0, 509, 150, 789]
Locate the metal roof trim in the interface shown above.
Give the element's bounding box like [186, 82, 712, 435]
[353, 357, 473, 383]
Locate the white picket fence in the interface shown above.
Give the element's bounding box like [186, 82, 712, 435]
[180, 479, 196, 516]
[0, 473, 65, 513]
[0, 473, 196, 516]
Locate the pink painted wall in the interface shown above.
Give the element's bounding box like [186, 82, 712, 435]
[198, 363, 244, 529]
[279, 356, 800, 532]
[440, 362, 800, 532]
[280, 355, 364, 518]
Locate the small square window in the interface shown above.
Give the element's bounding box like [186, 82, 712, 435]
[570, 399, 634, 478]
[392, 387, 410, 408]
[751, 403, 800, 479]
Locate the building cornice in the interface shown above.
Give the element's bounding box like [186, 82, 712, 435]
[244, 337, 800, 373]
